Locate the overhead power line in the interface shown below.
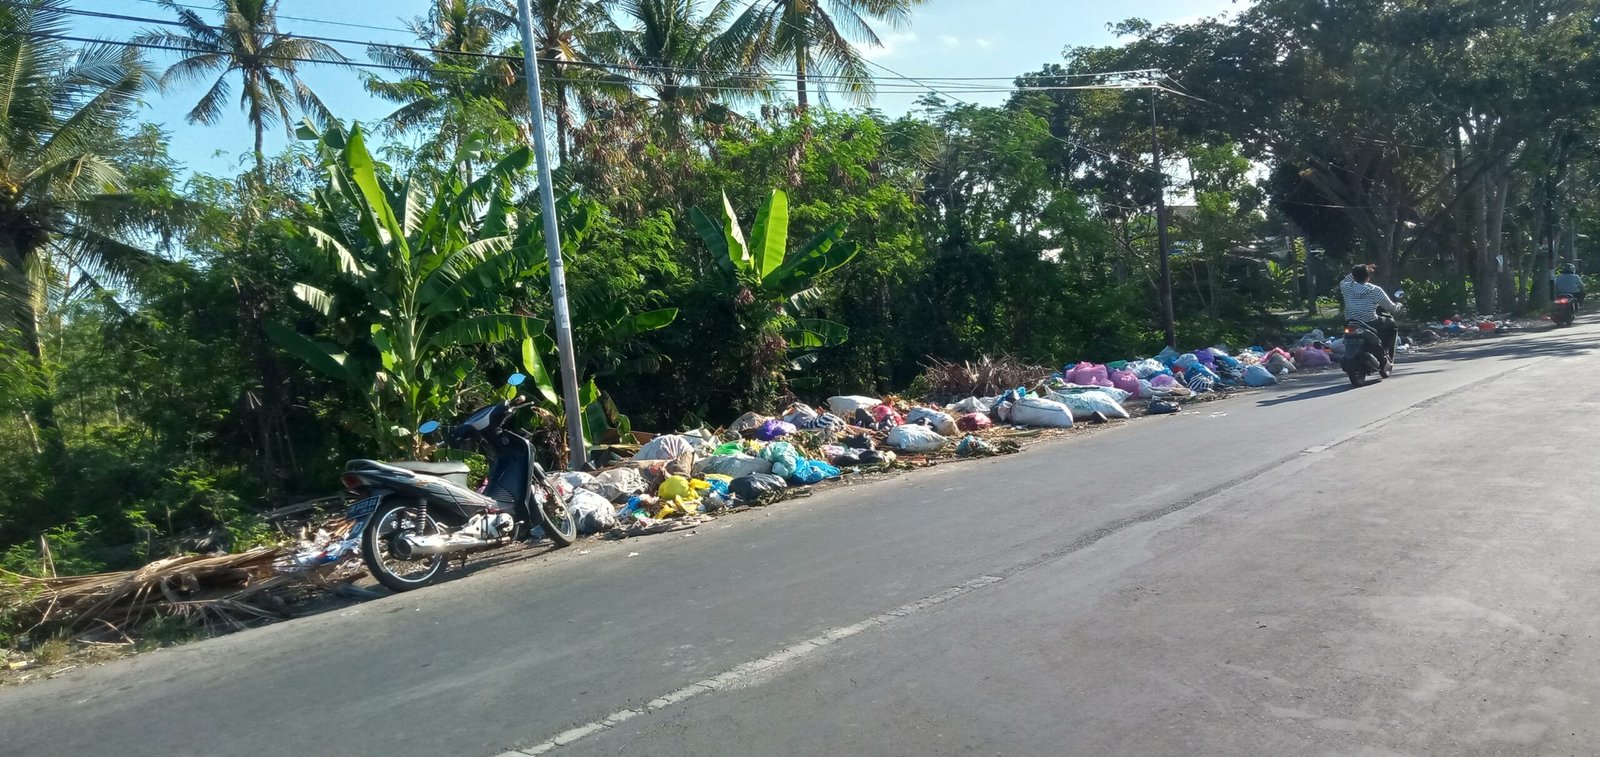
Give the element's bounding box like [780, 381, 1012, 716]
[45, 2, 1125, 93]
[15, 31, 1053, 97]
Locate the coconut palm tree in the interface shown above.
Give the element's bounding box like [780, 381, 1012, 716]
[597, 0, 769, 138]
[481, 0, 625, 163]
[134, 0, 349, 177]
[364, 0, 512, 134]
[733, 0, 926, 112]
[0, 0, 154, 454]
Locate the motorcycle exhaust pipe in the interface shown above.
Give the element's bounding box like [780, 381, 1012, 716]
[400, 532, 494, 557]
[398, 514, 513, 557]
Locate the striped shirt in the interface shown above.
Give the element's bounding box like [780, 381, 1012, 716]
[1340, 275, 1399, 323]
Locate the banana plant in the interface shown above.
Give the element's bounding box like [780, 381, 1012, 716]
[515, 295, 679, 457]
[690, 188, 858, 369]
[266, 122, 547, 456]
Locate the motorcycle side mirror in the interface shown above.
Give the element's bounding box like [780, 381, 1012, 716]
[507, 373, 527, 387]
[418, 420, 441, 434]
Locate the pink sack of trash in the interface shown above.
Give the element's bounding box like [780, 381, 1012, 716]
[1066, 362, 1113, 387]
[870, 404, 904, 425]
[956, 412, 992, 432]
[1150, 373, 1178, 388]
[1294, 346, 1331, 368]
[1108, 368, 1142, 396]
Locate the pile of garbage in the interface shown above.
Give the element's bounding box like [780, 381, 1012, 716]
[543, 336, 1361, 539]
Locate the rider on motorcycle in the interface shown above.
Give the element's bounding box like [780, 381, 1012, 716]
[1340, 264, 1402, 359]
[1554, 263, 1585, 307]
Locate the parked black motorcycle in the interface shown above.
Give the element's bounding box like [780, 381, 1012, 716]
[1554, 294, 1577, 326]
[339, 374, 576, 591]
[1341, 308, 1397, 388]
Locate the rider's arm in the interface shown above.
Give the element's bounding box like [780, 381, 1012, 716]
[1375, 286, 1401, 312]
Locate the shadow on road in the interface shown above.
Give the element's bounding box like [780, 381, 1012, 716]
[1257, 383, 1351, 406]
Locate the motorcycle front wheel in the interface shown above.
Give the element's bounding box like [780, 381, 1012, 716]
[532, 479, 577, 547]
[361, 501, 447, 592]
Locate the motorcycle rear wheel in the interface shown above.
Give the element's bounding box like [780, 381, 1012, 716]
[532, 479, 577, 547]
[1346, 367, 1367, 387]
[362, 501, 446, 592]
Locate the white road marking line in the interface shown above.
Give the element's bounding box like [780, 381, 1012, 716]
[496, 575, 1006, 756]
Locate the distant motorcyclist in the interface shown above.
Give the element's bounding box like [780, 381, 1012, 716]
[1340, 264, 1402, 358]
[1554, 263, 1585, 307]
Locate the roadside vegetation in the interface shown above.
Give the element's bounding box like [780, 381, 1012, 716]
[4, 0, 1599, 631]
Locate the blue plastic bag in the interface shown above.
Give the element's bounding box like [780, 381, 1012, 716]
[788, 459, 841, 485]
[1243, 364, 1278, 387]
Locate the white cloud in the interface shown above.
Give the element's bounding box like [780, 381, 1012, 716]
[863, 31, 917, 60]
[939, 35, 961, 48]
[975, 37, 993, 48]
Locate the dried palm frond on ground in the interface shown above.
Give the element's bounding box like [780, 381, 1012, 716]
[0, 548, 322, 641]
[917, 355, 1054, 403]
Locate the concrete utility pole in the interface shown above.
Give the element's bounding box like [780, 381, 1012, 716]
[1150, 88, 1177, 348]
[515, 0, 586, 469]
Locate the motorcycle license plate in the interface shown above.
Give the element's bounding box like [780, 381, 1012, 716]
[346, 495, 381, 520]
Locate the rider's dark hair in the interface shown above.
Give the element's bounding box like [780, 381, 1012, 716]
[1351, 264, 1371, 283]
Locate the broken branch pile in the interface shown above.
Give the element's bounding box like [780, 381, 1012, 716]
[1, 547, 310, 640]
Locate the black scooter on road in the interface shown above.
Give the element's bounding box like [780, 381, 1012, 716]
[1341, 306, 1399, 388]
[1554, 294, 1578, 326]
[338, 374, 576, 591]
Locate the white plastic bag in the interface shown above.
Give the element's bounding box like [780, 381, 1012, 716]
[945, 396, 996, 414]
[568, 489, 617, 534]
[557, 471, 595, 491]
[1050, 390, 1130, 421]
[583, 467, 648, 503]
[1008, 397, 1075, 428]
[1053, 385, 1131, 404]
[827, 395, 882, 416]
[885, 424, 948, 452]
[728, 411, 769, 433]
[632, 434, 695, 461]
[782, 402, 820, 427]
[905, 407, 958, 435]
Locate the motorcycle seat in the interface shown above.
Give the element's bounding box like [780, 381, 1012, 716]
[345, 459, 499, 511]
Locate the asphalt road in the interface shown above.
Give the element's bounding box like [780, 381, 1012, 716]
[5, 320, 1600, 757]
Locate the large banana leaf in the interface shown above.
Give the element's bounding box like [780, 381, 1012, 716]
[690, 207, 736, 276]
[292, 283, 334, 316]
[720, 192, 750, 273]
[416, 236, 519, 317]
[263, 321, 353, 383]
[749, 189, 789, 284]
[342, 126, 410, 262]
[614, 308, 679, 339]
[425, 314, 545, 350]
[520, 337, 561, 406]
[447, 146, 533, 222]
[767, 233, 859, 295]
[786, 318, 850, 349]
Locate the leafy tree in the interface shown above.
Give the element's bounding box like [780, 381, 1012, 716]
[0, 0, 154, 458]
[136, 0, 350, 176]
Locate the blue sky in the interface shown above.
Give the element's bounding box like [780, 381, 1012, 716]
[71, 0, 1245, 177]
